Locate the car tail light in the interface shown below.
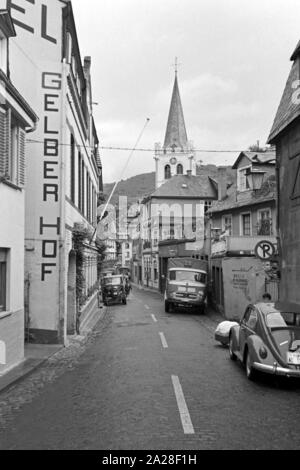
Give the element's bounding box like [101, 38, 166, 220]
[259, 346, 268, 359]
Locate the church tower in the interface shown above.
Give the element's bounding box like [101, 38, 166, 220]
[154, 67, 196, 189]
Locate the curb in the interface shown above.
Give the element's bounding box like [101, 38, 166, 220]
[0, 347, 63, 395]
[0, 305, 108, 395]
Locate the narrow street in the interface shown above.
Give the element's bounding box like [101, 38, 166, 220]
[0, 287, 300, 450]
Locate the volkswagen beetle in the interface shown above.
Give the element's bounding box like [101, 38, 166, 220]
[229, 302, 300, 380]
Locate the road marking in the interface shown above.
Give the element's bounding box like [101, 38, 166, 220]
[151, 314, 158, 323]
[171, 375, 195, 435]
[144, 305, 150, 310]
[159, 332, 168, 349]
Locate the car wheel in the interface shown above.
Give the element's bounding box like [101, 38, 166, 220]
[245, 349, 256, 381]
[165, 300, 170, 313]
[229, 335, 237, 361]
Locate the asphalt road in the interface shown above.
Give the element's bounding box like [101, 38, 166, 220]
[0, 286, 300, 450]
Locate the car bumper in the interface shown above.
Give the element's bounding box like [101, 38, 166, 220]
[253, 362, 300, 378]
[215, 333, 229, 345]
[168, 298, 205, 307]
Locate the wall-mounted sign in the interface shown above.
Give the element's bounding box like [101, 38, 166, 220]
[255, 240, 276, 260]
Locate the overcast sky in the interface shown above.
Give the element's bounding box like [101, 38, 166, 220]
[72, 0, 300, 183]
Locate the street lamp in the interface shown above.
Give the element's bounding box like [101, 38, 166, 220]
[246, 169, 266, 191]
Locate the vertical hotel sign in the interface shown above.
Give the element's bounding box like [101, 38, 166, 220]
[8, 0, 64, 333]
[40, 71, 61, 282]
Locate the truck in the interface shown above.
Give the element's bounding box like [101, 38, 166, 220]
[164, 258, 208, 314]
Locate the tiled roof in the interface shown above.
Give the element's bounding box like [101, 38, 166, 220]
[150, 174, 217, 199]
[208, 180, 276, 214]
[232, 151, 276, 169]
[163, 74, 188, 150]
[268, 54, 300, 143]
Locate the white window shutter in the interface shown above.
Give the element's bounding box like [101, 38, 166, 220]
[0, 108, 8, 177]
[18, 128, 26, 187]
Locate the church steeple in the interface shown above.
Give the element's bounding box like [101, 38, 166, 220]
[163, 72, 188, 151]
[154, 62, 196, 189]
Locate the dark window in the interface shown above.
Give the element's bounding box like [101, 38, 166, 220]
[70, 135, 75, 203]
[242, 213, 251, 236]
[242, 307, 252, 325]
[87, 174, 90, 222]
[78, 152, 82, 211]
[82, 161, 85, 216]
[246, 309, 258, 330]
[177, 163, 183, 175]
[0, 250, 7, 312]
[164, 165, 171, 179]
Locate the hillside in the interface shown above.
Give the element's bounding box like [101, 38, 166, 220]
[103, 172, 156, 206]
[103, 165, 236, 206]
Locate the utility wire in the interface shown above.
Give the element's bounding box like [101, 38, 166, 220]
[90, 118, 151, 244]
[26, 139, 273, 154]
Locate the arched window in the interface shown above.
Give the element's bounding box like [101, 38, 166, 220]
[164, 165, 171, 179]
[177, 164, 183, 175]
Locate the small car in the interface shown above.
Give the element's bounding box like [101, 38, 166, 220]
[102, 275, 127, 306]
[215, 321, 239, 346]
[229, 302, 300, 380]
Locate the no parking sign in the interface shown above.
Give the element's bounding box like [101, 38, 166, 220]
[254, 240, 276, 260]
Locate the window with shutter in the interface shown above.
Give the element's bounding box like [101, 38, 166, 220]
[0, 108, 8, 177]
[18, 128, 26, 186]
[0, 250, 7, 313]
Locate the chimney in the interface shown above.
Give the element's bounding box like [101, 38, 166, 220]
[218, 166, 227, 201]
[84, 56, 91, 76]
[187, 170, 192, 177]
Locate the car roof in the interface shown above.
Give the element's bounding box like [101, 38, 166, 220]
[253, 302, 300, 316]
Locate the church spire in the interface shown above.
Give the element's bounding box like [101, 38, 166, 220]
[163, 67, 188, 151]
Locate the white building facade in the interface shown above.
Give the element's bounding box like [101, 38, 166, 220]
[0, 10, 37, 373]
[6, 0, 100, 344]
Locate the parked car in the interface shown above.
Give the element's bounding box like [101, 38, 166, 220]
[102, 275, 127, 306]
[229, 302, 300, 380]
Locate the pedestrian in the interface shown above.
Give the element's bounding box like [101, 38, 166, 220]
[262, 292, 272, 302]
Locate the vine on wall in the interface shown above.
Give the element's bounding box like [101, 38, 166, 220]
[72, 223, 107, 309]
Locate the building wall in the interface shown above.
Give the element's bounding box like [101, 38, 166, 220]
[211, 257, 267, 320]
[276, 122, 300, 307]
[8, 1, 99, 343]
[0, 184, 25, 373]
[211, 201, 276, 237]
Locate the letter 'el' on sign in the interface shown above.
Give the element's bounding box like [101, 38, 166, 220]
[0, 340, 6, 365]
